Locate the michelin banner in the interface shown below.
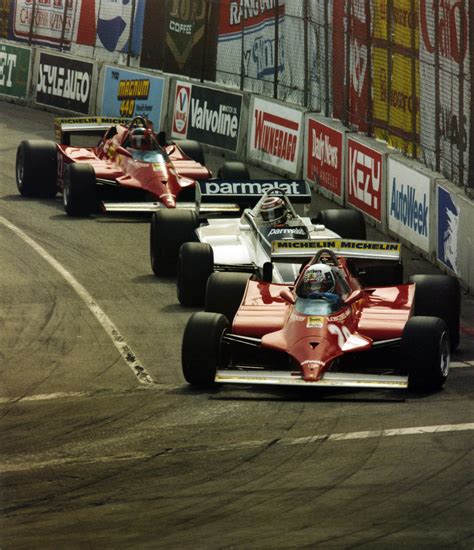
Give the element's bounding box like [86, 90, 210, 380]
[101, 66, 165, 129]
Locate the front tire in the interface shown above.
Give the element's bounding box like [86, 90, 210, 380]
[182, 312, 229, 386]
[16, 140, 57, 198]
[409, 274, 461, 351]
[63, 164, 97, 217]
[401, 316, 450, 391]
[205, 272, 250, 324]
[177, 242, 214, 306]
[314, 209, 366, 240]
[150, 210, 199, 276]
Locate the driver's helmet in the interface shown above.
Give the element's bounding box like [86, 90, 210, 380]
[260, 196, 288, 225]
[130, 127, 149, 150]
[296, 263, 336, 298]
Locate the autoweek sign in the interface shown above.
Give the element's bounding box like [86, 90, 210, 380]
[171, 82, 242, 152]
[388, 158, 430, 252]
[0, 43, 30, 98]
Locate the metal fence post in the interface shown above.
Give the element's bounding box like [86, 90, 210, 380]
[274, 0, 280, 99]
[127, 0, 137, 66]
[304, 0, 309, 108]
[434, 0, 441, 172]
[343, 0, 351, 126]
[366, 0, 373, 136]
[410, 0, 417, 157]
[28, 0, 37, 45]
[324, 0, 330, 115]
[458, 0, 466, 186]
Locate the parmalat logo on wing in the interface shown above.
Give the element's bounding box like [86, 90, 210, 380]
[202, 181, 304, 195]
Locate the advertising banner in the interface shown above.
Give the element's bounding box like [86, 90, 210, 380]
[388, 158, 430, 252]
[437, 185, 460, 273]
[171, 81, 191, 138]
[346, 138, 383, 222]
[306, 117, 344, 199]
[141, 0, 218, 81]
[11, 0, 79, 48]
[332, 1, 370, 132]
[101, 66, 165, 130]
[372, 0, 420, 156]
[420, 0, 471, 186]
[36, 52, 93, 114]
[0, 43, 30, 98]
[10, 0, 145, 55]
[216, 1, 283, 91]
[249, 97, 302, 175]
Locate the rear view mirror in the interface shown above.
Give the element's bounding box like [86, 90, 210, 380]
[279, 288, 295, 304]
[115, 145, 133, 158]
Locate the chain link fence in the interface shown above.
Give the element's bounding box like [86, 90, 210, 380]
[0, 0, 472, 191]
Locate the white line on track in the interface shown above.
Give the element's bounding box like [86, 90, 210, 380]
[1, 423, 473, 473]
[0, 216, 155, 385]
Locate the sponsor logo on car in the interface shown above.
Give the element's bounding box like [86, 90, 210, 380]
[268, 227, 308, 237]
[200, 180, 307, 196]
[272, 240, 401, 251]
[307, 316, 324, 328]
[328, 307, 351, 323]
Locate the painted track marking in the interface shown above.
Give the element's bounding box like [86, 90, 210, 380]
[1, 422, 473, 473]
[0, 216, 155, 385]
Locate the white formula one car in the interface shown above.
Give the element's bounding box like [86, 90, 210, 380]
[150, 179, 401, 305]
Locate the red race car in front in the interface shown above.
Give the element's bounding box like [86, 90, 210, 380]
[182, 239, 460, 392]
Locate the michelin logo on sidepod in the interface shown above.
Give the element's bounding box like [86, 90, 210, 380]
[200, 180, 308, 196]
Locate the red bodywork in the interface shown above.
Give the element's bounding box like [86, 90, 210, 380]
[56, 123, 211, 208]
[231, 257, 414, 382]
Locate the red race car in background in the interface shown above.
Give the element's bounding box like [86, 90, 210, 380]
[16, 115, 249, 216]
[182, 239, 461, 392]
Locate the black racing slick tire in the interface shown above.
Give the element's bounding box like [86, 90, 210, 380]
[217, 161, 250, 179]
[176, 140, 205, 165]
[205, 272, 250, 324]
[150, 209, 199, 276]
[16, 140, 57, 198]
[63, 163, 97, 217]
[362, 263, 404, 287]
[182, 312, 229, 386]
[401, 316, 450, 391]
[409, 274, 461, 351]
[314, 209, 366, 240]
[177, 242, 214, 306]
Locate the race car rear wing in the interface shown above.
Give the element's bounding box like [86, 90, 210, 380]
[271, 239, 401, 262]
[54, 116, 131, 145]
[195, 179, 311, 214]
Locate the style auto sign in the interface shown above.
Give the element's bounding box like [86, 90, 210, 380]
[346, 138, 382, 221]
[307, 118, 343, 198]
[36, 52, 93, 114]
[250, 97, 302, 174]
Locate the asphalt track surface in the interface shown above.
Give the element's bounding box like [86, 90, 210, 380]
[1, 103, 473, 549]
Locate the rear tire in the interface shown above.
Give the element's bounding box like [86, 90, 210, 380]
[314, 209, 366, 240]
[16, 140, 57, 198]
[63, 163, 97, 217]
[177, 242, 214, 306]
[205, 272, 250, 323]
[177, 140, 205, 165]
[401, 316, 450, 391]
[182, 312, 229, 386]
[217, 161, 250, 179]
[150, 210, 199, 276]
[409, 274, 461, 351]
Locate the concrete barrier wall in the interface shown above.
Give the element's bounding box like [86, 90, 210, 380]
[1, 40, 473, 292]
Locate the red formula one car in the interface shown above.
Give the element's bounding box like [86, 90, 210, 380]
[182, 239, 461, 392]
[16, 116, 244, 216]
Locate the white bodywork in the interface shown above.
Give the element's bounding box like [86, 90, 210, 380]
[196, 215, 340, 283]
